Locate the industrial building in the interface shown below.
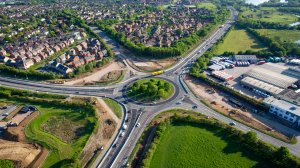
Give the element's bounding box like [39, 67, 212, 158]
[240, 63, 299, 98]
[232, 55, 258, 64]
[264, 96, 300, 127]
[244, 67, 298, 89]
[241, 77, 284, 96]
[211, 71, 233, 81]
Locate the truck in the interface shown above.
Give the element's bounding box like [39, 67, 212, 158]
[151, 70, 165, 76]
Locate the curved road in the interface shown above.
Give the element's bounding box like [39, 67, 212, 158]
[1, 6, 300, 168]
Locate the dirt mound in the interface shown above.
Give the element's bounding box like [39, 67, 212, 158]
[4, 112, 38, 142]
[0, 139, 41, 168]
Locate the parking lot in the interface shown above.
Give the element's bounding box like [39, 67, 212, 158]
[211, 62, 297, 99]
[0, 105, 17, 121]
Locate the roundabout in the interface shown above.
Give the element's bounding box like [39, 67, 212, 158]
[122, 77, 180, 106]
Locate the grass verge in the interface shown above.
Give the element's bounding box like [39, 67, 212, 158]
[103, 98, 122, 119]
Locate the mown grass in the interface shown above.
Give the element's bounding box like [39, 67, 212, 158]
[149, 123, 273, 168]
[255, 29, 300, 43]
[216, 29, 267, 54]
[0, 160, 14, 168]
[241, 7, 298, 25]
[196, 2, 217, 11]
[103, 98, 122, 119]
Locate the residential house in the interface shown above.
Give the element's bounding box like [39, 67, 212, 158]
[32, 56, 42, 63]
[17, 59, 34, 69]
[0, 49, 6, 56]
[84, 55, 95, 63]
[0, 56, 9, 63]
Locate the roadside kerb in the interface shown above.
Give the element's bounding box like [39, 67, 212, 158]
[96, 97, 127, 168]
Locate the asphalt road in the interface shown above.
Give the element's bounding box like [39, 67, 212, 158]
[1, 6, 300, 168]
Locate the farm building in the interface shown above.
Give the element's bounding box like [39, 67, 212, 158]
[232, 55, 257, 64]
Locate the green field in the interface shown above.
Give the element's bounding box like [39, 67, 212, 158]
[195, 2, 217, 11]
[103, 98, 122, 119]
[127, 78, 174, 103]
[241, 7, 298, 25]
[216, 29, 267, 54]
[0, 90, 97, 167]
[256, 29, 300, 43]
[149, 123, 272, 168]
[25, 102, 96, 167]
[0, 160, 14, 168]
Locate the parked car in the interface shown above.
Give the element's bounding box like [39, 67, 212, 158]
[192, 105, 198, 109]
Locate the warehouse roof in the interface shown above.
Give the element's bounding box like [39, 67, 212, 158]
[277, 89, 300, 106]
[233, 55, 257, 60]
[244, 67, 298, 89]
[259, 63, 300, 79]
[241, 77, 284, 95]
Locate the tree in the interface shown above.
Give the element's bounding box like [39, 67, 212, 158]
[243, 131, 258, 144]
[158, 88, 165, 98]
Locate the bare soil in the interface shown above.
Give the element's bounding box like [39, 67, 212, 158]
[63, 61, 125, 85]
[97, 70, 123, 84]
[128, 56, 177, 72]
[80, 98, 120, 167]
[184, 75, 291, 142]
[1, 110, 48, 168]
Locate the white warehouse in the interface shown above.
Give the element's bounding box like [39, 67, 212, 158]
[264, 97, 300, 127]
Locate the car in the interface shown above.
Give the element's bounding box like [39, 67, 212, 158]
[176, 102, 182, 105]
[136, 123, 140, 127]
[2, 113, 9, 116]
[192, 105, 198, 109]
[205, 116, 210, 119]
[125, 118, 129, 123]
[229, 122, 236, 126]
[113, 144, 117, 148]
[119, 132, 125, 137]
[1, 106, 7, 110]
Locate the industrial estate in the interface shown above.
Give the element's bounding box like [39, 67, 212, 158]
[0, 0, 300, 168]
